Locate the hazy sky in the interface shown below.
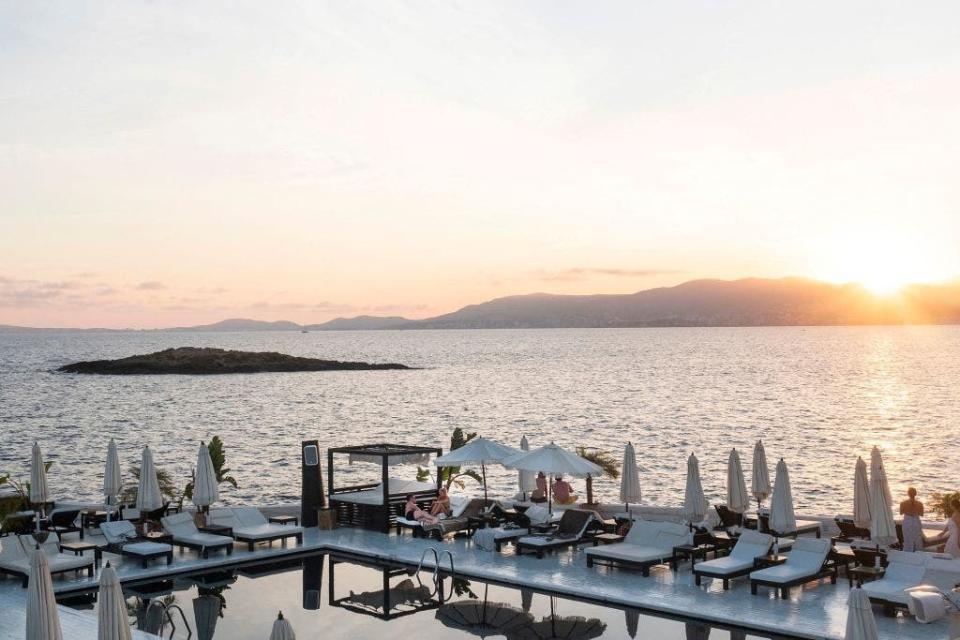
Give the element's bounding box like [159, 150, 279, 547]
[2, 1, 959, 328]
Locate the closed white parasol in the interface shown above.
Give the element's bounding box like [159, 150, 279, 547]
[726, 448, 750, 514]
[853, 457, 872, 531]
[869, 454, 897, 546]
[136, 446, 163, 513]
[97, 563, 132, 640]
[103, 439, 123, 513]
[620, 442, 641, 514]
[269, 611, 296, 640]
[518, 436, 537, 498]
[751, 440, 771, 510]
[192, 441, 219, 513]
[30, 442, 50, 533]
[844, 587, 878, 640]
[768, 458, 797, 535]
[682, 453, 709, 525]
[26, 542, 62, 640]
[869, 446, 893, 508]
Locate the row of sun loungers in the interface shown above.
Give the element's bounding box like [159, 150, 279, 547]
[0, 535, 95, 587]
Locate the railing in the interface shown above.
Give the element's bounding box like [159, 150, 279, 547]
[140, 600, 193, 639]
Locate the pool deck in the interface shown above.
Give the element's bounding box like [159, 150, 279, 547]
[0, 527, 946, 640]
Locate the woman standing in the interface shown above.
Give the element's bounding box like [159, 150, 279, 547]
[899, 487, 925, 551]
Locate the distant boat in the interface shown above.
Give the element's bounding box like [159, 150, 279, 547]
[301, 329, 309, 334]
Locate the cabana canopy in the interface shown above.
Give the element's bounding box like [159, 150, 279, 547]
[327, 443, 443, 533]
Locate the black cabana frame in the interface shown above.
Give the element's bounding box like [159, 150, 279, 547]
[327, 443, 443, 533]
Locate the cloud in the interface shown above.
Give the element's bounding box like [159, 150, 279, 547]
[536, 268, 684, 282]
[134, 281, 166, 290]
[0, 276, 84, 307]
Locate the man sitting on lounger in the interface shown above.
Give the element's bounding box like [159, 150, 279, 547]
[405, 494, 439, 525]
[552, 475, 578, 505]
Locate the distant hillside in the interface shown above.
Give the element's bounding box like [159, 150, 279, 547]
[406, 278, 960, 329]
[307, 315, 409, 331]
[165, 318, 304, 332]
[4, 277, 960, 332]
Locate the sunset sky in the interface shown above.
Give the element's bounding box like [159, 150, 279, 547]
[2, 2, 959, 328]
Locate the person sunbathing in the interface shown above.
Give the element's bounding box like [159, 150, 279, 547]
[430, 487, 451, 516]
[404, 494, 439, 525]
[552, 475, 578, 505]
[531, 472, 548, 503]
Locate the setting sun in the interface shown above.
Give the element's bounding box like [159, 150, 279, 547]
[809, 227, 959, 296]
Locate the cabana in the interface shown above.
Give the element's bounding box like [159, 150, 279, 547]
[327, 443, 442, 533]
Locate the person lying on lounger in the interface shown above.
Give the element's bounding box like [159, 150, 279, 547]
[430, 488, 451, 517]
[552, 475, 578, 505]
[404, 494, 439, 525]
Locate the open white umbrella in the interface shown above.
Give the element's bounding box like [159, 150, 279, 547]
[844, 587, 878, 640]
[619, 442, 641, 515]
[853, 457, 872, 531]
[869, 447, 893, 509]
[26, 542, 62, 640]
[682, 453, 709, 525]
[751, 440, 770, 510]
[192, 441, 219, 514]
[104, 439, 122, 513]
[136, 446, 163, 513]
[518, 436, 536, 499]
[506, 442, 602, 512]
[30, 442, 50, 533]
[768, 458, 797, 535]
[726, 448, 750, 515]
[434, 437, 520, 502]
[97, 563, 132, 640]
[869, 455, 897, 547]
[269, 611, 296, 640]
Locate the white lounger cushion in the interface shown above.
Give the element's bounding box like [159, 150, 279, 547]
[750, 537, 831, 584]
[695, 531, 774, 577]
[208, 508, 303, 540]
[161, 513, 233, 548]
[100, 521, 173, 554]
[920, 556, 960, 592]
[0, 536, 93, 574]
[585, 520, 692, 564]
[861, 550, 926, 604]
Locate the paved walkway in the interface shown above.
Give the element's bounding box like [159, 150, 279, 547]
[0, 527, 946, 640]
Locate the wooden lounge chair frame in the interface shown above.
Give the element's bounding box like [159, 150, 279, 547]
[515, 510, 594, 559]
[750, 557, 837, 598]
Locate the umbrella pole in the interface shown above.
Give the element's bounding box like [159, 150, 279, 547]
[482, 463, 488, 505]
[548, 476, 553, 514]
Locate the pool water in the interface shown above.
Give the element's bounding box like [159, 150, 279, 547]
[61, 552, 780, 639]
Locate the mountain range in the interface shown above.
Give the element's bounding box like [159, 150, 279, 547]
[3, 277, 960, 332]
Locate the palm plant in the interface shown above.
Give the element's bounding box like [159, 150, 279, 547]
[416, 427, 483, 491]
[576, 446, 620, 506]
[184, 436, 239, 501]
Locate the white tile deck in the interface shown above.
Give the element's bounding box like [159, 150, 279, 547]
[0, 528, 947, 640]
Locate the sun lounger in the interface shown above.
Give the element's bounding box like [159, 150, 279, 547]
[832, 516, 870, 543]
[0, 535, 94, 587]
[585, 519, 692, 575]
[693, 530, 774, 589]
[861, 550, 928, 610]
[749, 537, 835, 598]
[395, 496, 472, 537]
[208, 507, 303, 551]
[160, 512, 234, 558]
[756, 513, 822, 538]
[100, 520, 174, 568]
[714, 505, 744, 529]
[515, 509, 595, 558]
[421, 499, 490, 538]
[43, 508, 84, 541]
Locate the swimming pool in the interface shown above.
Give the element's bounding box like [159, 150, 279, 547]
[60, 552, 783, 639]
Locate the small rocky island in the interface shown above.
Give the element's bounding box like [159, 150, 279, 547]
[58, 347, 410, 375]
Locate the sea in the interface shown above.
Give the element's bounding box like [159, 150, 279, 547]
[1, 326, 957, 516]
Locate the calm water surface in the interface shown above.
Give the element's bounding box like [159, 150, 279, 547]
[1, 327, 957, 514]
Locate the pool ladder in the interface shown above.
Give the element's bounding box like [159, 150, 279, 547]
[415, 546, 455, 585]
[141, 600, 193, 639]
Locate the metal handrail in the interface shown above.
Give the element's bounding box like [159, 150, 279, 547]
[141, 600, 193, 639]
[415, 547, 456, 586]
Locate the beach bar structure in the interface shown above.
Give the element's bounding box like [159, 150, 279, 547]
[327, 443, 442, 533]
